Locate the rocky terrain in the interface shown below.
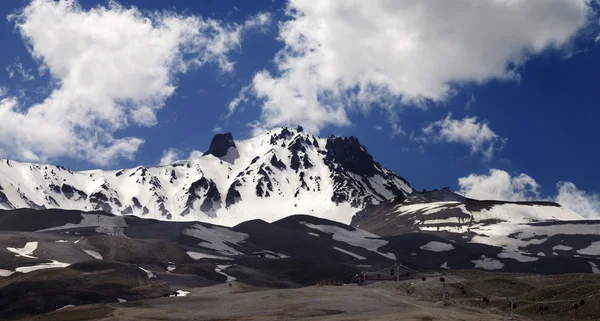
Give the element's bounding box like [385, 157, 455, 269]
[0, 204, 599, 319]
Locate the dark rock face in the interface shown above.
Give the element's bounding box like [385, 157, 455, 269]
[324, 136, 377, 177]
[185, 177, 221, 215]
[226, 181, 242, 208]
[322, 136, 410, 207]
[270, 155, 287, 170]
[204, 133, 236, 158]
[90, 191, 112, 213]
[0, 190, 13, 209]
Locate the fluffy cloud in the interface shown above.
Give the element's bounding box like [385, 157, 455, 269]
[188, 150, 204, 159]
[159, 149, 205, 164]
[231, 0, 592, 134]
[0, 87, 7, 97]
[555, 182, 600, 219]
[159, 148, 181, 165]
[458, 169, 600, 219]
[458, 169, 540, 201]
[1, 0, 269, 165]
[418, 113, 505, 160]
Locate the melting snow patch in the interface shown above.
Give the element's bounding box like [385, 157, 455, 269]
[7, 242, 38, 258]
[420, 241, 454, 252]
[590, 262, 600, 274]
[169, 290, 190, 297]
[440, 262, 450, 269]
[498, 250, 538, 262]
[167, 265, 176, 272]
[308, 232, 320, 237]
[83, 249, 103, 260]
[56, 305, 75, 311]
[117, 298, 127, 303]
[552, 245, 573, 251]
[55, 240, 68, 243]
[472, 256, 504, 270]
[0, 269, 14, 277]
[537, 252, 545, 256]
[182, 225, 248, 255]
[577, 241, 600, 256]
[215, 265, 236, 282]
[74, 239, 81, 244]
[16, 261, 70, 273]
[138, 267, 156, 279]
[300, 222, 396, 260]
[186, 251, 232, 261]
[333, 246, 366, 260]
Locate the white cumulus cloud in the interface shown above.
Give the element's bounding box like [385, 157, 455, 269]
[230, 0, 592, 134]
[418, 113, 505, 160]
[0, 0, 269, 165]
[458, 169, 600, 219]
[159, 148, 181, 165]
[188, 150, 204, 159]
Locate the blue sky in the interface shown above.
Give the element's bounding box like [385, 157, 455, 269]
[0, 0, 599, 217]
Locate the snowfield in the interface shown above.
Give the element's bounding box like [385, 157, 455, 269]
[301, 222, 396, 260]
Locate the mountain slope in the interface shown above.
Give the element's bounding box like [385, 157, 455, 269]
[352, 189, 600, 269]
[0, 127, 411, 226]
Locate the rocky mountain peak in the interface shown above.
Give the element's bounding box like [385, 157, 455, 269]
[325, 136, 377, 177]
[204, 133, 236, 158]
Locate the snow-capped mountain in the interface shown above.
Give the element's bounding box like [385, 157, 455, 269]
[0, 127, 412, 226]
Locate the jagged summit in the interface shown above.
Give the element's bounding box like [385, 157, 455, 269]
[0, 127, 412, 226]
[204, 133, 236, 158]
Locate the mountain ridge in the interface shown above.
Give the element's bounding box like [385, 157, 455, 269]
[0, 127, 412, 226]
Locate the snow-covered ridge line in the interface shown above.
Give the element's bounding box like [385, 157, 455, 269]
[0, 127, 412, 226]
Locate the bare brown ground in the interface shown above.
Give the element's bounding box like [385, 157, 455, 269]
[27, 271, 600, 321]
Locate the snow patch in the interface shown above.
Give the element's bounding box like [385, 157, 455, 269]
[83, 249, 103, 260]
[186, 251, 232, 261]
[440, 262, 450, 269]
[168, 290, 190, 297]
[138, 267, 156, 279]
[537, 252, 545, 256]
[182, 224, 248, 255]
[117, 298, 127, 303]
[0, 269, 14, 277]
[552, 244, 573, 251]
[7, 241, 38, 258]
[590, 261, 600, 274]
[577, 241, 600, 256]
[167, 264, 176, 272]
[55, 240, 68, 243]
[333, 246, 366, 260]
[300, 222, 396, 260]
[498, 250, 538, 262]
[215, 265, 236, 282]
[472, 256, 504, 270]
[419, 241, 454, 252]
[56, 305, 75, 311]
[16, 260, 70, 273]
[308, 232, 319, 237]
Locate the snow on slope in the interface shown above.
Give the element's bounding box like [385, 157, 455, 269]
[0, 127, 412, 226]
[352, 189, 600, 270]
[300, 221, 396, 260]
